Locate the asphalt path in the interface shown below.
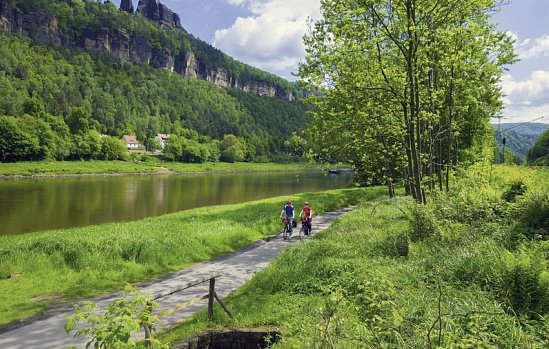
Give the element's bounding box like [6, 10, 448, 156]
[0, 207, 354, 349]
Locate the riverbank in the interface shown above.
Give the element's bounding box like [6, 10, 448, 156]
[0, 160, 322, 178]
[0, 187, 384, 326]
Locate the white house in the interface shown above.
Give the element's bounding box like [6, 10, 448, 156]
[122, 135, 139, 149]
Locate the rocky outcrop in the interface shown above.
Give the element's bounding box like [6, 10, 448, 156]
[0, 2, 294, 100]
[130, 37, 153, 65]
[0, 3, 60, 45]
[120, 0, 134, 14]
[137, 0, 181, 29]
[110, 28, 130, 63]
[0, 2, 22, 34]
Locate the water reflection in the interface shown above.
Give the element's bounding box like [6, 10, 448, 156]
[0, 172, 353, 235]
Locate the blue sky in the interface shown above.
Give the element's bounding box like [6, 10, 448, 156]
[116, 0, 549, 124]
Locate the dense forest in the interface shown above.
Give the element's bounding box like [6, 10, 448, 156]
[0, 0, 310, 163]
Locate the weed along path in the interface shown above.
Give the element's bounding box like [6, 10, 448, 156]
[0, 207, 355, 349]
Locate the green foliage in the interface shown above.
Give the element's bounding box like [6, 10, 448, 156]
[511, 191, 549, 239]
[408, 203, 439, 242]
[65, 285, 167, 349]
[299, 0, 516, 201]
[500, 249, 549, 316]
[527, 128, 549, 165]
[101, 136, 128, 161]
[502, 180, 527, 203]
[0, 115, 39, 161]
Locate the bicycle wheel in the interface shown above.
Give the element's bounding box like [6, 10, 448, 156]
[299, 226, 304, 241]
[283, 225, 288, 240]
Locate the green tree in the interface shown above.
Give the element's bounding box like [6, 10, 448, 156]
[101, 136, 128, 161]
[527, 128, 549, 165]
[300, 0, 515, 201]
[0, 116, 39, 162]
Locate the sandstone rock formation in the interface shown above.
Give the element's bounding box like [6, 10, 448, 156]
[0, 1, 293, 100]
[120, 0, 134, 14]
[137, 0, 181, 29]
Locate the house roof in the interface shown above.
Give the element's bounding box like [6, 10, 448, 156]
[156, 133, 169, 141]
[122, 135, 139, 144]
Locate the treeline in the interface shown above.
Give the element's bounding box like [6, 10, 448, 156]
[527, 128, 549, 165]
[0, 34, 310, 162]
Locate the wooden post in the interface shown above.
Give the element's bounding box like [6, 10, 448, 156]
[143, 301, 153, 348]
[214, 292, 233, 319]
[208, 277, 215, 320]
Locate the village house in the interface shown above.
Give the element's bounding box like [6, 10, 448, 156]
[155, 133, 169, 149]
[122, 135, 140, 149]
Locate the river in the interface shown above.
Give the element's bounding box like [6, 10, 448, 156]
[0, 171, 353, 235]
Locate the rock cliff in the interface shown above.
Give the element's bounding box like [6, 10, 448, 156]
[137, 0, 181, 29]
[0, 1, 293, 100]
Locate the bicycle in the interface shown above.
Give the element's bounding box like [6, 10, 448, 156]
[299, 217, 312, 241]
[282, 218, 292, 240]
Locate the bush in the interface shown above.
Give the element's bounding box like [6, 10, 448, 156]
[501, 249, 549, 316]
[502, 181, 527, 203]
[408, 203, 439, 242]
[512, 191, 549, 239]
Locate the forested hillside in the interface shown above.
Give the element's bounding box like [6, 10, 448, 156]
[0, 0, 309, 163]
[493, 123, 549, 160]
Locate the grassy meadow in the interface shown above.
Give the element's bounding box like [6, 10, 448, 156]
[161, 164, 549, 348]
[0, 160, 320, 177]
[0, 187, 383, 326]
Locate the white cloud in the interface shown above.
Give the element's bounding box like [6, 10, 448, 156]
[514, 34, 549, 59]
[214, 0, 321, 79]
[500, 71, 549, 123]
[226, 0, 246, 6]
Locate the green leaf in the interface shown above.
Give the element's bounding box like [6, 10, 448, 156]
[64, 318, 76, 333]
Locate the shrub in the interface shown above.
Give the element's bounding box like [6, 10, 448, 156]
[501, 249, 549, 316]
[502, 181, 527, 203]
[408, 203, 439, 242]
[511, 191, 549, 239]
[65, 285, 167, 349]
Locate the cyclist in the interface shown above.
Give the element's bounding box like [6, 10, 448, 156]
[299, 201, 313, 236]
[280, 200, 295, 234]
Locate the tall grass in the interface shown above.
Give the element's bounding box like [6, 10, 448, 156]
[0, 187, 383, 325]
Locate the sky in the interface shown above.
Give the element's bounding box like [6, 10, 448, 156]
[116, 0, 549, 125]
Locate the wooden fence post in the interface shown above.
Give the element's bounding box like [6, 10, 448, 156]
[143, 301, 153, 348]
[208, 277, 215, 320]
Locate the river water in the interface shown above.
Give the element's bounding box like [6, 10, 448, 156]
[0, 171, 353, 235]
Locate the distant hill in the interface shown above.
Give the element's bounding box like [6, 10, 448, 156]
[492, 123, 549, 158]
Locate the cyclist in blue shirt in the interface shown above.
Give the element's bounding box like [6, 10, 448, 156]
[280, 200, 295, 233]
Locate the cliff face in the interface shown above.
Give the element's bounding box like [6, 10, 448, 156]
[137, 0, 181, 29]
[0, 1, 293, 100]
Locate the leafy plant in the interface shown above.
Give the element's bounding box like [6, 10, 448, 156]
[502, 181, 527, 203]
[65, 285, 167, 349]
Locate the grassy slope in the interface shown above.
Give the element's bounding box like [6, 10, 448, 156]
[162, 164, 549, 348]
[0, 187, 383, 326]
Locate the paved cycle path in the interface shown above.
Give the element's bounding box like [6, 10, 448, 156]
[0, 207, 354, 349]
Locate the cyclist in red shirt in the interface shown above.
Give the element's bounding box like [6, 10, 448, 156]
[299, 202, 313, 236]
